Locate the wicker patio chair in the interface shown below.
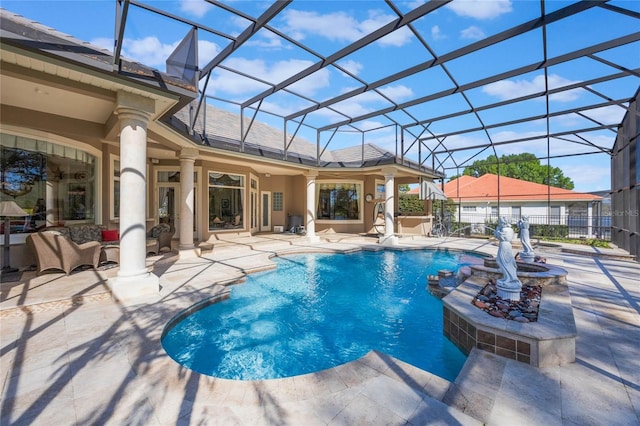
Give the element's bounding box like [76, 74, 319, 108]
[146, 223, 174, 254]
[26, 231, 101, 275]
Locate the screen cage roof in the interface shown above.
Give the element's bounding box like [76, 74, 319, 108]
[113, 0, 640, 176]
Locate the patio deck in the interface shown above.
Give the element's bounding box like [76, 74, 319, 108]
[1, 234, 638, 425]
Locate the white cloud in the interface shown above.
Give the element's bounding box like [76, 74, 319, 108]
[90, 37, 113, 52]
[245, 31, 288, 50]
[324, 85, 412, 117]
[282, 8, 412, 47]
[558, 164, 611, 191]
[207, 58, 330, 97]
[446, 0, 513, 20]
[578, 104, 627, 125]
[123, 37, 179, 67]
[377, 26, 414, 47]
[179, 0, 212, 18]
[288, 68, 331, 97]
[378, 84, 414, 101]
[197, 40, 222, 68]
[92, 35, 221, 72]
[406, 0, 427, 10]
[337, 60, 364, 77]
[283, 9, 368, 42]
[206, 67, 268, 96]
[460, 25, 485, 40]
[483, 74, 583, 102]
[431, 25, 446, 41]
[257, 100, 299, 117]
[356, 120, 390, 132]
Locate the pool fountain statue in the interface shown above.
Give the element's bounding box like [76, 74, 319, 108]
[518, 216, 535, 263]
[494, 217, 523, 301]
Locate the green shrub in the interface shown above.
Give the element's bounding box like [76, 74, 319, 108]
[530, 224, 568, 239]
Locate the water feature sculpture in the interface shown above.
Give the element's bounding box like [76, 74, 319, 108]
[518, 216, 535, 263]
[494, 217, 523, 301]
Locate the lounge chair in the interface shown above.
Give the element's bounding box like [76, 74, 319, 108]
[26, 231, 101, 275]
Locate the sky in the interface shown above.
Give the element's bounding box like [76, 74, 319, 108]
[3, 0, 638, 193]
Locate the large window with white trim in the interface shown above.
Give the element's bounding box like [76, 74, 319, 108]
[208, 172, 244, 230]
[110, 155, 120, 219]
[316, 181, 363, 221]
[1, 133, 98, 230]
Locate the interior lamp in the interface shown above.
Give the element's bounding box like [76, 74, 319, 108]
[0, 200, 29, 275]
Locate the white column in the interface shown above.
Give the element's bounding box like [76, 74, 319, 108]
[587, 202, 593, 238]
[305, 172, 320, 242]
[380, 167, 398, 246]
[108, 91, 158, 302]
[178, 148, 200, 258]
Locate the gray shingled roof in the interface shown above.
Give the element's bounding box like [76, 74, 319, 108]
[0, 9, 197, 98]
[171, 104, 403, 168]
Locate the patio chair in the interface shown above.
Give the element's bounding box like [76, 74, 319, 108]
[146, 223, 174, 253]
[26, 231, 101, 275]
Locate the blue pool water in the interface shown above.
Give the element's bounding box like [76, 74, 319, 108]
[162, 249, 484, 381]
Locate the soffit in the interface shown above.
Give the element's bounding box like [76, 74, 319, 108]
[0, 44, 179, 126]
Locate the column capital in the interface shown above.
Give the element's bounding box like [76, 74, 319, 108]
[116, 91, 156, 115]
[305, 170, 319, 179]
[380, 166, 398, 177]
[178, 148, 199, 161]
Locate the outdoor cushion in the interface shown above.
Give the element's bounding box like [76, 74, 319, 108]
[148, 223, 171, 238]
[68, 224, 104, 244]
[101, 229, 119, 242]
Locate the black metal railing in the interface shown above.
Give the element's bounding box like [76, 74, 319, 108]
[437, 213, 611, 241]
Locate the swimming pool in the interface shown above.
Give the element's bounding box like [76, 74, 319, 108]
[162, 249, 484, 381]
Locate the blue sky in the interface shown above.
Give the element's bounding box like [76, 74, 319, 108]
[3, 0, 639, 193]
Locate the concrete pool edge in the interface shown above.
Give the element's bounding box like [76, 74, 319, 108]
[442, 273, 577, 368]
[159, 246, 487, 383]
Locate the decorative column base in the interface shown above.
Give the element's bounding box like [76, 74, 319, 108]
[108, 273, 159, 304]
[379, 235, 399, 246]
[303, 235, 321, 243]
[496, 284, 522, 302]
[178, 246, 202, 258]
[520, 252, 535, 263]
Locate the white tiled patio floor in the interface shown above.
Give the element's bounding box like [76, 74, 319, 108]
[1, 234, 638, 425]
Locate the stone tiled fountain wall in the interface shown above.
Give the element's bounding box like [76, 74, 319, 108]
[442, 258, 576, 368]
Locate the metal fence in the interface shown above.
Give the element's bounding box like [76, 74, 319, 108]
[439, 213, 612, 241]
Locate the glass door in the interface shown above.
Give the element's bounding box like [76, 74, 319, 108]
[157, 185, 180, 238]
[250, 175, 259, 234]
[261, 191, 271, 232]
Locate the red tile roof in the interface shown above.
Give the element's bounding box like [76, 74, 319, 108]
[443, 174, 601, 202]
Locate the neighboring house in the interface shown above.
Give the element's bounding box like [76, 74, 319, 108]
[442, 174, 603, 237]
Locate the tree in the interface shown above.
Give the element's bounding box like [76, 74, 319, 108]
[461, 153, 574, 189]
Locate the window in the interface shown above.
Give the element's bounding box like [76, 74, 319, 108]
[209, 172, 244, 230]
[1, 133, 97, 229]
[550, 206, 561, 225]
[273, 192, 283, 211]
[512, 206, 521, 220]
[375, 179, 385, 200]
[316, 181, 362, 221]
[110, 155, 120, 219]
[462, 206, 476, 212]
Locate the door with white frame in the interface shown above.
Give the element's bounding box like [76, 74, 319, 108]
[249, 175, 259, 234]
[157, 184, 179, 238]
[156, 168, 199, 240]
[261, 191, 272, 232]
